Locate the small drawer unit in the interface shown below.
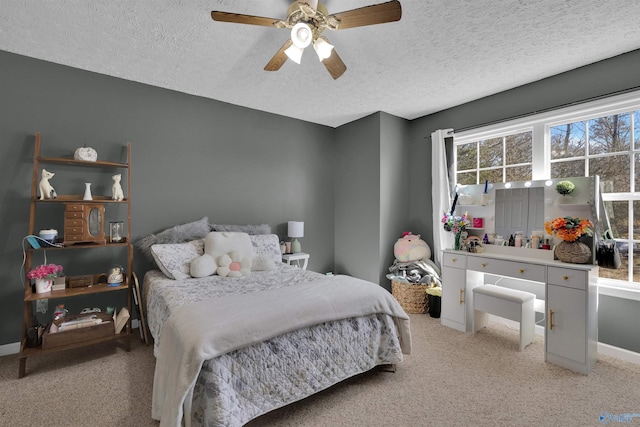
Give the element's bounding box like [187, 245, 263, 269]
[547, 266, 588, 290]
[443, 252, 466, 269]
[467, 256, 545, 282]
[63, 203, 106, 245]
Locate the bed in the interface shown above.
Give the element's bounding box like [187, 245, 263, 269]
[144, 232, 411, 427]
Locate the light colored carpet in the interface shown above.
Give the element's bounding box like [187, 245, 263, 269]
[1, 315, 639, 427]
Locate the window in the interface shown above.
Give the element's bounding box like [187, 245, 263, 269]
[456, 132, 533, 185]
[453, 91, 640, 290]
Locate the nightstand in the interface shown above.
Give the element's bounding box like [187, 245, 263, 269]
[282, 252, 309, 270]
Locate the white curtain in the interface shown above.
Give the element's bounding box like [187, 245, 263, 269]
[431, 129, 454, 269]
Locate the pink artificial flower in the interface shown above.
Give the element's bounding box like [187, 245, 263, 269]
[27, 264, 63, 280]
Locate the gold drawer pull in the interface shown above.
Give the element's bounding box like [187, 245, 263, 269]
[519, 269, 524, 273]
[459, 289, 464, 305]
[451, 258, 457, 263]
[563, 275, 569, 281]
[549, 309, 555, 330]
[481, 263, 487, 268]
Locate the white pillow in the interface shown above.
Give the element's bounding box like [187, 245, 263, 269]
[190, 254, 217, 278]
[150, 240, 204, 280]
[249, 234, 283, 264]
[204, 232, 256, 270]
[251, 255, 276, 271]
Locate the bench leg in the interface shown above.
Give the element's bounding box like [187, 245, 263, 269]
[519, 300, 535, 351]
[473, 310, 489, 333]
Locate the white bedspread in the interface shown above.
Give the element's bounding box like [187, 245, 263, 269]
[151, 274, 411, 427]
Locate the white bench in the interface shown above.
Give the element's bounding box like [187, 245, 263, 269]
[472, 285, 536, 352]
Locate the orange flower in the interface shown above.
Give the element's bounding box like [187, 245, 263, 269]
[544, 216, 593, 242]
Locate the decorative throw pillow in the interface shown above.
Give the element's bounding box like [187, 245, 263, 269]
[209, 223, 271, 235]
[251, 255, 276, 271]
[204, 231, 255, 261]
[249, 234, 283, 264]
[216, 251, 251, 277]
[136, 217, 210, 261]
[190, 254, 217, 278]
[190, 232, 256, 277]
[150, 239, 204, 280]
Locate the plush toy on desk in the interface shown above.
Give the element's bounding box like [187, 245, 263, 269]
[388, 232, 441, 285]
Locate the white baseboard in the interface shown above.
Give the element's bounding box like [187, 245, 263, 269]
[0, 319, 141, 357]
[598, 342, 640, 365]
[0, 342, 20, 357]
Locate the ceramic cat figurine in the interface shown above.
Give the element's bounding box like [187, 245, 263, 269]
[38, 169, 57, 199]
[112, 173, 124, 201]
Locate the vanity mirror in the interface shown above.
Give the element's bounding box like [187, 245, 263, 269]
[453, 176, 610, 262]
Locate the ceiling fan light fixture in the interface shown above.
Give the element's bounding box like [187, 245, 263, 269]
[290, 22, 313, 48]
[284, 44, 304, 64]
[313, 37, 334, 61]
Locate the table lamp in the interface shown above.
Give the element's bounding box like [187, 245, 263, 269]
[288, 221, 304, 253]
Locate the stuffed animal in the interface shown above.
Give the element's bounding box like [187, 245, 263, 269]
[394, 232, 431, 262]
[38, 169, 57, 200]
[217, 251, 251, 277]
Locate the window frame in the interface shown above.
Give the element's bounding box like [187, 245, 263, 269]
[453, 90, 640, 300]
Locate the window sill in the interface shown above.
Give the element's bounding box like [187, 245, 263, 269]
[598, 279, 640, 301]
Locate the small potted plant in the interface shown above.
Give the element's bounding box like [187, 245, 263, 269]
[27, 263, 63, 293]
[555, 180, 575, 204]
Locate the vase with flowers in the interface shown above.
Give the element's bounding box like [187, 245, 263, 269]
[27, 263, 63, 293]
[544, 216, 593, 263]
[442, 212, 469, 250]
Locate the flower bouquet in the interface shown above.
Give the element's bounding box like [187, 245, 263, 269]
[544, 217, 593, 263]
[27, 264, 63, 293]
[544, 216, 592, 242]
[442, 212, 469, 250]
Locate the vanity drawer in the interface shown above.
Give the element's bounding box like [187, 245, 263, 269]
[443, 252, 466, 269]
[548, 267, 588, 290]
[467, 256, 545, 282]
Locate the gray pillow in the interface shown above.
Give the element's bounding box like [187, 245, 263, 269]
[136, 216, 210, 261]
[209, 223, 271, 235]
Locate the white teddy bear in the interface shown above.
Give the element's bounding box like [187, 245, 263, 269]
[216, 251, 251, 278]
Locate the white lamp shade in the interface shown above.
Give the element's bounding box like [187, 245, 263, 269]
[290, 22, 313, 49]
[284, 44, 304, 64]
[288, 221, 304, 238]
[313, 37, 334, 61]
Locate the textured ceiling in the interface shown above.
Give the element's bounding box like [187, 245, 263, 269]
[2, 1, 640, 128]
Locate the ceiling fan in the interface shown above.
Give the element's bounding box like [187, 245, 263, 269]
[211, 1, 402, 80]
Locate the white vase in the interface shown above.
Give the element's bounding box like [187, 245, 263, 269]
[83, 182, 93, 200]
[35, 278, 52, 293]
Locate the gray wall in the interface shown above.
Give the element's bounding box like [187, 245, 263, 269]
[407, 49, 640, 353]
[334, 114, 382, 283]
[0, 50, 337, 345]
[1, 45, 639, 353]
[333, 112, 411, 289]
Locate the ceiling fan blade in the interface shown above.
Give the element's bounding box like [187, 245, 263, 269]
[264, 39, 294, 71]
[328, 0, 402, 30]
[321, 47, 347, 80]
[211, 11, 281, 27]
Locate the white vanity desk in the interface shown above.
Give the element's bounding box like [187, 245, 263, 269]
[441, 247, 598, 374]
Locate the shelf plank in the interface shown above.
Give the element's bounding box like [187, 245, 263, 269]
[37, 156, 128, 168]
[20, 331, 130, 357]
[24, 282, 129, 301]
[34, 195, 128, 203]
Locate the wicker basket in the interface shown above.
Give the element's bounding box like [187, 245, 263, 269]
[391, 280, 429, 314]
